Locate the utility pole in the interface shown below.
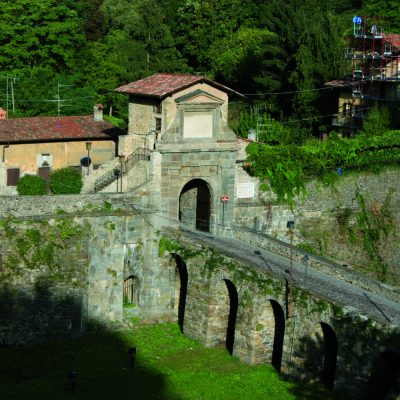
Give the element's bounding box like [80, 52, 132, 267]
[0, 76, 18, 115]
[57, 83, 74, 117]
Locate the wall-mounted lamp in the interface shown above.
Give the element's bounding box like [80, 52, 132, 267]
[286, 220, 295, 229]
[2, 143, 9, 163]
[85, 141, 92, 175]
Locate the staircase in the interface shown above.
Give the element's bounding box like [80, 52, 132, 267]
[82, 147, 150, 193]
[94, 147, 150, 192]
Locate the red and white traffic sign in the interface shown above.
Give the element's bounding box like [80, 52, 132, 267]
[220, 194, 229, 203]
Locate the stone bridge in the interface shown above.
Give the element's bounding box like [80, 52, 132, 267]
[158, 227, 400, 400]
[1, 71, 400, 399]
[0, 194, 399, 399]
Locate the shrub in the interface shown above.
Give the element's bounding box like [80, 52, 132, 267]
[17, 175, 47, 196]
[362, 106, 391, 137]
[49, 168, 82, 194]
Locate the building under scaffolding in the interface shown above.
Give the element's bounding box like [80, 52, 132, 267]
[327, 16, 400, 135]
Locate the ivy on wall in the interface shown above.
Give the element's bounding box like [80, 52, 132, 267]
[300, 188, 396, 283]
[0, 217, 90, 286]
[245, 130, 400, 204]
[159, 234, 336, 315]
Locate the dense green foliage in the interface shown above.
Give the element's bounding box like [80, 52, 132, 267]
[49, 168, 83, 194]
[16, 175, 47, 196]
[246, 130, 400, 203]
[0, 323, 333, 399]
[0, 0, 392, 126]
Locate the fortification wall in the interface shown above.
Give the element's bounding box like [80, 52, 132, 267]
[234, 166, 400, 285]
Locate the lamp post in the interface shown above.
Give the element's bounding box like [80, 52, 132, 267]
[85, 141, 92, 175]
[2, 143, 9, 163]
[118, 154, 125, 193]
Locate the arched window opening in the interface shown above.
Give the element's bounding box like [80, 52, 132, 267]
[123, 276, 138, 307]
[179, 179, 211, 232]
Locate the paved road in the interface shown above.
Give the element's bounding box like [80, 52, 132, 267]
[179, 228, 400, 326]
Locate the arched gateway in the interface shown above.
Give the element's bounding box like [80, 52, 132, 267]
[115, 73, 242, 234]
[179, 179, 211, 232]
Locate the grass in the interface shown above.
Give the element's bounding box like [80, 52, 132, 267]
[0, 323, 335, 400]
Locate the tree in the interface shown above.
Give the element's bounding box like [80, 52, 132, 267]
[101, 0, 187, 77]
[173, 0, 255, 73]
[3, 67, 95, 118]
[258, 0, 346, 125]
[364, 0, 400, 32]
[362, 106, 391, 136]
[0, 0, 85, 72]
[209, 27, 284, 94]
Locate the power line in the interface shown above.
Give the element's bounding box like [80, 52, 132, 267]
[242, 78, 378, 96]
[124, 200, 400, 279]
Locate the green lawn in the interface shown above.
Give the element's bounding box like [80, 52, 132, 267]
[0, 323, 334, 399]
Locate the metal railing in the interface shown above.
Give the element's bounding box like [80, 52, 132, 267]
[94, 147, 150, 192]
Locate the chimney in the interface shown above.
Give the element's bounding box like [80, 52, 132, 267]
[0, 108, 7, 120]
[93, 104, 104, 122]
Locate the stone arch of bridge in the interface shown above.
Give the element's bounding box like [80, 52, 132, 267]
[249, 298, 286, 370]
[171, 253, 188, 333]
[366, 350, 400, 399]
[207, 278, 239, 355]
[179, 178, 212, 232]
[320, 322, 338, 389]
[291, 320, 337, 388]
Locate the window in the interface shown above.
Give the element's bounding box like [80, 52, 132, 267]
[124, 276, 138, 306]
[154, 103, 162, 114]
[7, 168, 20, 186]
[155, 117, 162, 132]
[40, 153, 51, 167]
[37, 153, 52, 168]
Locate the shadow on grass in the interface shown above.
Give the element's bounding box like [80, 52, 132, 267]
[0, 280, 181, 400]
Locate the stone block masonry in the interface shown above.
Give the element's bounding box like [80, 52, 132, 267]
[234, 166, 400, 286]
[161, 229, 400, 399]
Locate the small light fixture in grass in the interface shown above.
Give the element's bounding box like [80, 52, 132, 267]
[128, 347, 136, 369]
[68, 370, 78, 393]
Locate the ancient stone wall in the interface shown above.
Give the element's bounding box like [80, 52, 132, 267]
[234, 166, 400, 285]
[160, 232, 400, 399]
[0, 195, 166, 343]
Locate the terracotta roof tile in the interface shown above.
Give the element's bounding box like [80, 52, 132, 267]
[384, 34, 400, 50]
[115, 73, 244, 98]
[0, 115, 122, 144]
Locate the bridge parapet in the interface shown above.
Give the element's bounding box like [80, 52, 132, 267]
[162, 227, 400, 399]
[231, 227, 400, 303]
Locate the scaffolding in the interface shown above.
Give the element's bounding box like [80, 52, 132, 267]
[337, 16, 400, 134]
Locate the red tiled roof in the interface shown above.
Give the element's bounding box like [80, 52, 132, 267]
[324, 79, 351, 88]
[115, 73, 244, 98]
[383, 34, 400, 50]
[0, 115, 122, 144]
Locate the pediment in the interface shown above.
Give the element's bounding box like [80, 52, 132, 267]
[175, 89, 224, 105]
